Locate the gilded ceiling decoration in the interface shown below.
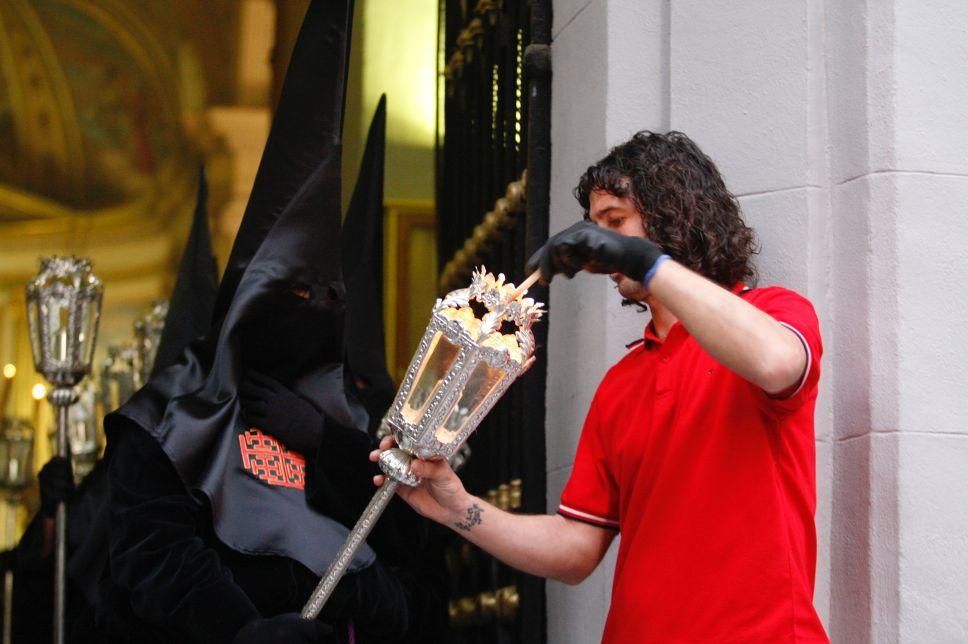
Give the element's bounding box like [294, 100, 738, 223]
[0, 0, 209, 238]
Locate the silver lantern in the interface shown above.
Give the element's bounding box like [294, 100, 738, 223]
[0, 418, 35, 495]
[0, 418, 34, 644]
[99, 342, 140, 413]
[25, 256, 103, 644]
[303, 267, 543, 618]
[133, 300, 168, 383]
[377, 267, 542, 481]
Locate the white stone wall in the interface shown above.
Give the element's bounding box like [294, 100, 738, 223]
[546, 1, 968, 641]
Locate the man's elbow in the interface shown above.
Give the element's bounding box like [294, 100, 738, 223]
[554, 555, 599, 585]
[756, 340, 806, 394]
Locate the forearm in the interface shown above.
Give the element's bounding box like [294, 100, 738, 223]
[440, 493, 608, 584]
[648, 261, 805, 393]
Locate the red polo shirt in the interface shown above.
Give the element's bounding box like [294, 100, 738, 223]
[558, 285, 828, 643]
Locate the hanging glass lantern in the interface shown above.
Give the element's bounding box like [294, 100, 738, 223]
[25, 257, 103, 387]
[0, 419, 35, 494]
[134, 300, 168, 383]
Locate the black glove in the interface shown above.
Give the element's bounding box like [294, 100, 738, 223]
[233, 613, 333, 644]
[526, 220, 665, 283]
[342, 560, 412, 639]
[239, 371, 324, 455]
[38, 456, 74, 517]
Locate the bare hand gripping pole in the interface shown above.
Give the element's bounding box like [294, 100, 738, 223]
[302, 268, 543, 619]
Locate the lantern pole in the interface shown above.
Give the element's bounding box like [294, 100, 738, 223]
[49, 386, 76, 644]
[3, 498, 12, 644]
[301, 477, 401, 618]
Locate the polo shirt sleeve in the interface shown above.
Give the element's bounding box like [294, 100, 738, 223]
[557, 390, 620, 530]
[751, 287, 823, 414]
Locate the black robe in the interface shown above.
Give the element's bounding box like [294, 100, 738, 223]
[99, 416, 445, 644]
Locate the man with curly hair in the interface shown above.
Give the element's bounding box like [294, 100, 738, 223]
[373, 131, 829, 642]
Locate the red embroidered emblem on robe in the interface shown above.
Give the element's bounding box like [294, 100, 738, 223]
[238, 428, 306, 489]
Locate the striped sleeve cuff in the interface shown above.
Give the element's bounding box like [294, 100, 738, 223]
[778, 322, 812, 398]
[558, 504, 620, 530]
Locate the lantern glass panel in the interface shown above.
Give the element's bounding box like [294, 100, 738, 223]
[46, 297, 72, 364]
[27, 298, 42, 371]
[402, 332, 461, 424]
[80, 299, 99, 367]
[436, 361, 506, 444]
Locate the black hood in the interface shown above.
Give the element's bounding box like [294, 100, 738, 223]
[342, 95, 395, 431]
[151, 166, 219, 377]
[108, 0, 374, 577]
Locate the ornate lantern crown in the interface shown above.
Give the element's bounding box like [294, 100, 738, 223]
[382, 267, 543, 469]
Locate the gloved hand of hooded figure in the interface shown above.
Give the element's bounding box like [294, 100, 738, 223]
[38, 456, 75, 518]
[239, 370, 325, 457]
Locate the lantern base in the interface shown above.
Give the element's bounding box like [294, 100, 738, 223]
[378, 448, 419, 487]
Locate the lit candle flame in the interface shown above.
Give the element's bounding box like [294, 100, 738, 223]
[0, 364, 15, 415]
[31, 384, 47, 401]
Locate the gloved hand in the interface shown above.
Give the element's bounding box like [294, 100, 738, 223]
[342, 560, 412, 639]
[526, 220, 666, 284]
[38, 456, 75, 517]
[239, 371, 324, 455]
[233, 613, 333, 644]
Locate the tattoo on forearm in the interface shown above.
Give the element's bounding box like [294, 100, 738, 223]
[455, 503, 484, 532]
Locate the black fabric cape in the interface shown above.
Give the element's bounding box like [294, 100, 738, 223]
[106, 0, 374, 577]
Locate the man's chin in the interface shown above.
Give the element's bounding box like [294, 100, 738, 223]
[617, 278, 648, 302]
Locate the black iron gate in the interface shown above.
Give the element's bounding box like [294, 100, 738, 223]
[436, 1, 551, 642]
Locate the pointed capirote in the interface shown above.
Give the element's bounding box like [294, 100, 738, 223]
[151, 166, 219, 377]
[341, 95, 395, 426]
[213, 0, 354, 323]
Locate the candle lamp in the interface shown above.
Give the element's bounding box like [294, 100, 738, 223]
[25, 256, 103, 644]
[302, 267, 543, 618]
[0, 418, 34, 644]
[99, 343, 140, 414]
[133, 300, 168, 384]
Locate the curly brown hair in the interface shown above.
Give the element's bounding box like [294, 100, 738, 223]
[575, 131, 758, 287]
